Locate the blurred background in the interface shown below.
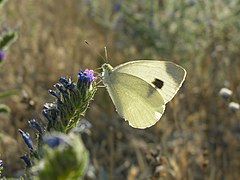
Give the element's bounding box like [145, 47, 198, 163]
[0, 0, 240, 179]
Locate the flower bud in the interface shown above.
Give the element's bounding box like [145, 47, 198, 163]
[219, 88, 232, 99]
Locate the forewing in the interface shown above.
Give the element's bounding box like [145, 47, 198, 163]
[104, 72, 165, 129]
[113, 60, 186, 103]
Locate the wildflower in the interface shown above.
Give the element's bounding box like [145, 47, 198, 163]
[43, 69, 97, 132]
[78, 69, 97, 82]
[0, 160, 3, 177]
[54, 83, 68, 95]
[36, 133, 89, 179]
[43, 134, 67, 148]
[42, 108, 58, 122]
[48, 90, 61, 100]
[59, 77, 75, 90]
[113, 2, 121, 12]
[42, 109, 52, 122]
[228, 102, 240, 112]
[0, 50, 6, 61]
[71, 120, 92, 134]
[20, 154, 31, 167]
[77, 68, 97, 94]
[219, 88, 232, 99]
[28, 119, 43, 135]
[42, 108, 59, 132]
[187, 0, 197, 6]
[19, 129, 33, 150]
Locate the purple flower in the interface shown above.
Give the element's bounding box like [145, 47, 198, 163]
[78, 69, 97, 82]
[19, 129, 33, 150]
[59, 77, 75, 89]
[0, 50, 6, 61]
[0, 160, 3, 176]
[44, 134, 68, 148]
[42, 109, 58, 122]
[71, 120, 92, 133]
[48, 89, 61, 100]
[20, 154, 31, 167]
[54, 83, 67, 94]
[44, 136, 61, 148]
[187, 0, 197, 6]
[28, 119, 43, 134]
[113, 3, 121, 12]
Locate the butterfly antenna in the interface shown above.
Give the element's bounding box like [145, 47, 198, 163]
[104, 46, 109, 63]
[84, 40, 107, 63]
[94, 67, 102, 71]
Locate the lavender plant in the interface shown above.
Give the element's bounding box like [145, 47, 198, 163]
[15, 69, 97, 179]
[0, 1, 96, 178]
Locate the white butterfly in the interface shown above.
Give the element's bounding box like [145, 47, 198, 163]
[102, 60, 186, 129]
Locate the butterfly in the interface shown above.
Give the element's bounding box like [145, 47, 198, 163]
[101, 60, 186, 129]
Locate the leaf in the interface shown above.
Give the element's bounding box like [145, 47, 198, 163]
[0, 89, 20, 99]
[0, 31, 18, 50]
[0, 104, 10, 114]
[0, 0, 8, 8]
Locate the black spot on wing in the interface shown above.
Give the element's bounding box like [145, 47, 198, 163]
[152, 78, 164, 89]
[147, 78, 164, 97]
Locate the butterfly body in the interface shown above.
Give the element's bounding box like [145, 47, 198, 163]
[102, 60, 186, 129]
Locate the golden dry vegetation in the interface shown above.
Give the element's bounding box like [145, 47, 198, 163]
[0, 0, 240, 179]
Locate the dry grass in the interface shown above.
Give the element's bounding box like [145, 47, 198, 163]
[0, 0, 240, 179]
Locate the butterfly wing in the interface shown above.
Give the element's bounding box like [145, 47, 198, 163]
[103, 72, 165, 129]
[113, 60, 186, 103]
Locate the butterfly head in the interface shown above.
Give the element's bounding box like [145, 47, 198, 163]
[101, 63, 113, 80]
